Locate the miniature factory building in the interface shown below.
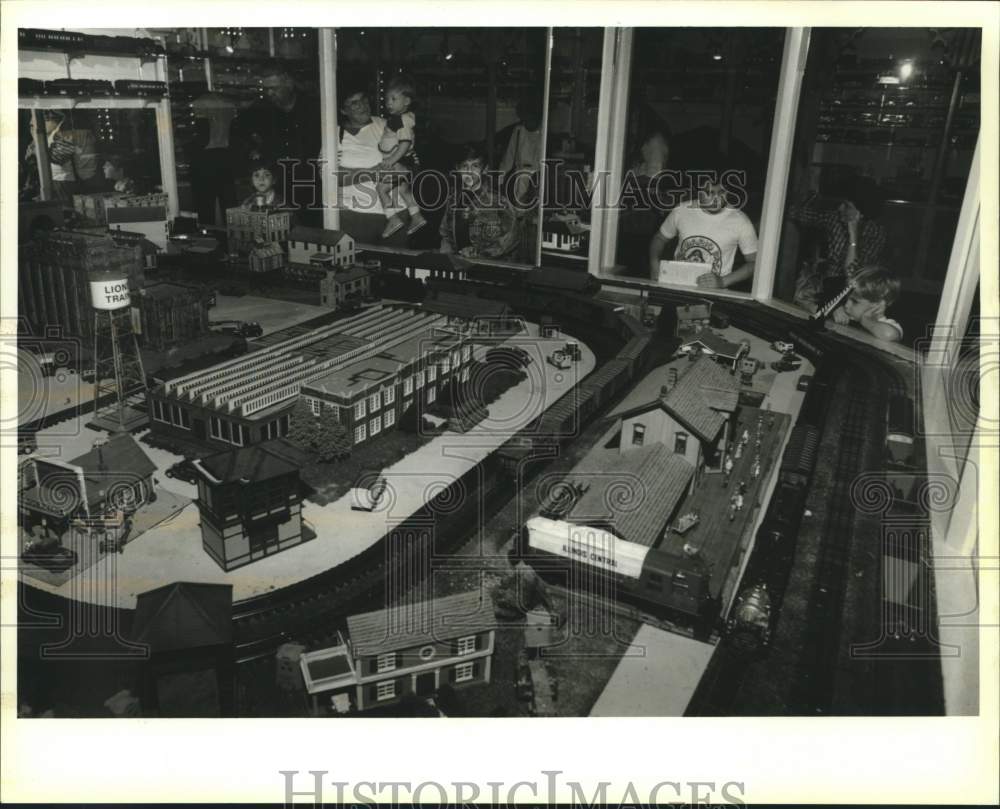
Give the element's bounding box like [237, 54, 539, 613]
[130, 582, 234, 717]
[299, 589, 496, 715]
[149, 306, 472, 451]
[19, 433, 157, 541]
[193, 438, 311, 571]
[613, 357, 741, 482]
[319, 265, 371, 310]
[288, 226, 355, 268]
[226, 207, 292, 255]
[134, 282, 211, 351]
[18, 229, 145, 341]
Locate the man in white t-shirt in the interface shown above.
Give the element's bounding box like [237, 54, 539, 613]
[336, 88, 407, 245]
[648, 179, 758, 289]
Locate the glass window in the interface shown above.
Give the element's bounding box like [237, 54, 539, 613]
[674, 432, 688, 455]
[167, 28, 320, 227]
[384, 408, 396, 427]
[354, 423, 367, 444]
[415, 370, 425, 388]
[404, 376, 414, 395]
[309, 397, 321, 416]
[775, 28, 981, 350]
[355, 400, 366, 420]
[384, 385, 395, 404]
[370, 414, 382, 435]
[369, 391, 381, 410]
[336, 28, 546, 264]
[427, 386, 437, 404]
[613, 28, 784, 287]
[541, 28, 603, 269]
[632, 423, 646, 446]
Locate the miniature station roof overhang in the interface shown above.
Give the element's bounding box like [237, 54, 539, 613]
[556, 444, 696, 549]
[197, 438, 307, 485]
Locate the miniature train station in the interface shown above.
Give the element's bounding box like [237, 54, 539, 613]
[10, 23, 986, 726]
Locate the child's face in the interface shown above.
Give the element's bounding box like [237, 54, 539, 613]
[385, 89, 410, 115]
[843, 291, 881, 321]
[457, 159, 484, 190]
[252, 169, 274, 194]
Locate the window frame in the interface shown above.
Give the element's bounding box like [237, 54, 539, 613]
[375, 652, 396, 673]
[375, 680, 396, 701]
[456, 635, 476, 656]
[454, 661, 475, 683]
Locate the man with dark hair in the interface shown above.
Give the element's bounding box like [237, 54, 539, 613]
[238, 63, 321, 221]
[788, 173, 888, 313]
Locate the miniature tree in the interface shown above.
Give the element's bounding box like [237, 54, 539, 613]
[286, 398, 318, 452]
[314, 409, 351, 462]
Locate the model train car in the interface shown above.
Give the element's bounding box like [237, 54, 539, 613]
[19, 29, 164, 56]
[45, 79, 115, 98]
[114, 80, 169, 98]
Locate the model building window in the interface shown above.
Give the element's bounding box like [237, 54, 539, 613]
[462, 345, 472, 362]
[427, 365, 437, 382]
[210, 416, 220, 439]
[632, 423, 646, 446]
[376, 680, 396, 701]
[173, 405, 191, 429]
[403, 376, 414, 396]
[674, 432, 688, 455]
[369, 391, 380, 411]
[415, 371, 425, 389]
[376, 652, 397, 673]
[384, 408, 396, 428]
[220, 419, 232, 443]
[454, 662, 475, 683]
[461, 367, 470, 383]
[153, 400, 167, 422]
[370, 415, 382, 436]
[308, 397, 321, 417]
[384, 386, 395, 405]
[354, 400, 366, 420]
[354, 424, 367, 444]
[457, 635, 476, 656]
[427, 386, 437, 404]
[440, 357, 450, 374]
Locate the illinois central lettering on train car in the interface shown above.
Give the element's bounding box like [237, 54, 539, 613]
[561, 543, 618, 568]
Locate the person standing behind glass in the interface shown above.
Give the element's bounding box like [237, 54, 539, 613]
[187, 92, 240, 227]
[24, 110, 99, 202]
[499, 92, 544, 212]
[619, 127, 673, 276]
[789, 175, 887, 314]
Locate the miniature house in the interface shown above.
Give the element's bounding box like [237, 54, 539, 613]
[614, 357, 741, 484]
[288, 226, 355, 268]
[541, 213, 588, 252]
[299, 589, 496, 715]
[319, 265, 371, 310]
[193, 438, 312, 571]
[19, 433, 157, 541]
[677, 331, 747, 370]
[130, 582, 234, 717]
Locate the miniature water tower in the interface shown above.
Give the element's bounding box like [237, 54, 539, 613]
[89, 268, 148, 432]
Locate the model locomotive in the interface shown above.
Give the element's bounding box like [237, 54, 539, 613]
[19, 78, 168, 98]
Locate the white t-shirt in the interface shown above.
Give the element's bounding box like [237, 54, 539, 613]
[658, 203, 758, 277]
[337, 116, 401, 216]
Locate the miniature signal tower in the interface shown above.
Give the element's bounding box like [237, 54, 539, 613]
[90, 269, 148, 432]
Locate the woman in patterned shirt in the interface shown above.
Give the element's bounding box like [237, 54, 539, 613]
[789, 175, 887, 313]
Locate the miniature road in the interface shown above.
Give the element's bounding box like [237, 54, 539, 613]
[589, 625, 715, 716]
[23, 323, 595, 609]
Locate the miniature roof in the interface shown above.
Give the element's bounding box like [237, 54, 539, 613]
[289, 226, 353, 246]
[543, 220, 586, 237]
[346, 589, 496, 658]
[614, 357, 741, 444]
[141, 282, 202, 299]
[680, 331, 743, 359]
[106, 206, 168, 223]
[20, 434, 157, 516]
[199, 438, 306, 485]
[562, 444, 694, 548]
[250, 242, 285, 258]
[331, 266, 371, 284]
[131, 582, 233, 653]
[423, 291, 509, 320]
[677, 303, 712, 321]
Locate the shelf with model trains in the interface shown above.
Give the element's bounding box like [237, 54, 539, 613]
[18, 78, 169, 100]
